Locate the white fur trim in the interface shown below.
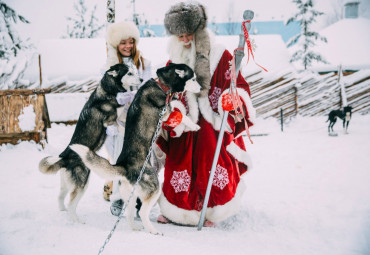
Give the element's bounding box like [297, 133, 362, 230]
[106, 44, 119, 69]
[198, 95, 232, 132]
[106, 21, 140, 48]
[209, 43, 225, 76]
[236, 88, 256, 124]
[158, 194, 200, 225]
[170, 100, 186, 115]
[226, 142, 253, 169]
[206, 176, 246, 223]
[185, 92, 199, 123]
[159, 175, 247, 224]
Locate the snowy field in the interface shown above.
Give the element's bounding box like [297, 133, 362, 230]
[0, 114, 369, 255]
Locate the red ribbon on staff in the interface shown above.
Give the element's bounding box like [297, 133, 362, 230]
[242, 20, 268, 72]
[228, 51, 253, 144]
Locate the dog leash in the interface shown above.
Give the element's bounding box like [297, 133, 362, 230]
[97, 106, 168, 255]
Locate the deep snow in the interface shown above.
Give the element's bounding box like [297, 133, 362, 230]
[0, 114, 369, 255]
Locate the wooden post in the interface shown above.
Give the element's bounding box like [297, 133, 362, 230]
[294, 86, 298, 116]
[280, 108, 284, 132]
[338, 65, 348, 108]
[38, 54, 42, 87]
[106, 0, 115, 57]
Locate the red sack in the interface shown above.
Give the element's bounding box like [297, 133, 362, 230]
[221, 93, 235, 111]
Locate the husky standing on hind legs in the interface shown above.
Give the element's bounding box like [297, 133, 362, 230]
[70, 63, 201, 234]
[38, 63, 141, 223]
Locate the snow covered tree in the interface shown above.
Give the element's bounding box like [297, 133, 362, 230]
[64, 0, 104, 39]
[286, 0, 328, 70]
[0, 2, 32, 60]
[0, 1, 35, 89]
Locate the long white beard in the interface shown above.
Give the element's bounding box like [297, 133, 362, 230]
[167, 36, 196, 69]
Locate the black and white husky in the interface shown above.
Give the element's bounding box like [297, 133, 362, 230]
[70, 63, 200, 234]
[327, 106, 353, 135]
[39, 63, 141, 223]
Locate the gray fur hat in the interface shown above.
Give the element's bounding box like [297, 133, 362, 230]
[164, 2, 211, 96]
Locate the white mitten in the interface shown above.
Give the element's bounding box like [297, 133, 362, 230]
[116, 91, 137, 105]
[106, 125, 119, 136]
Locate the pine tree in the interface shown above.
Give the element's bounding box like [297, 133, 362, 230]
[64, 0, 104, 39]
[286, 0, 328, 70]
[0, 1, 34, 89]
[0, 1, 31, 60]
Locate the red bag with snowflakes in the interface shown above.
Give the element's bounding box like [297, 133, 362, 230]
[163, 109, 183, 128]
[221, 93, 235, 111]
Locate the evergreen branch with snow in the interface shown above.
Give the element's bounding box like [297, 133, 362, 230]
[63, 0, 104, 39]
[0, 1, 36, 89]
[286, 0, 328, 70]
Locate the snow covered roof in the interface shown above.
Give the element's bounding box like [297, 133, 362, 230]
[23, 34, 293, 84]
[309, 18, 370, 72]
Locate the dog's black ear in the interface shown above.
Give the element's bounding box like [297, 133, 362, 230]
[116, 64, 129, 77]
[156, 65, 172, 85]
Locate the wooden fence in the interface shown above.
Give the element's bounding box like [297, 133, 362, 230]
[34, 68, 370, 124]
[247, 69, 370, 121]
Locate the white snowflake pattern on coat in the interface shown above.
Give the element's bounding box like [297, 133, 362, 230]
[170, 170, 191, 193]
[212, 164, 230, 190]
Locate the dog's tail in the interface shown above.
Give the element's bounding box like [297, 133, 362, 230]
[39, 156, 63, 174]
[69, 144, 125, 180]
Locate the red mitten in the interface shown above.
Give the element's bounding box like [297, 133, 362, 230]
[222, 93, 235, 111]
[163, 109, 183, 128]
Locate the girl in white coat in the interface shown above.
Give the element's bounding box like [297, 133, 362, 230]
[103, 21, 151, 214]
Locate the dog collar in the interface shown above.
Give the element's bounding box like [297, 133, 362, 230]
[155, 79, 171, 94]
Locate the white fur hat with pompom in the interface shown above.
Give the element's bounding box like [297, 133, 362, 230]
[106, 21, 140, 48]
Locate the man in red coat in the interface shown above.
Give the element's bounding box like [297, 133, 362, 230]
[156, 1, 256, 226]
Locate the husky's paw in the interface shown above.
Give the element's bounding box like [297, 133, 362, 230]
[148, 228, 163, 236]
[75, 218, 86, 224]
[130, 223, 144, 231]
[69, 214, 86, 224]
[69, 144, 89, 158]
[59, 204, 67, 211]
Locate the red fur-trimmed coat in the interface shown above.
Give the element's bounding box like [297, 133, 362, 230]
[156, 44, 255, 225]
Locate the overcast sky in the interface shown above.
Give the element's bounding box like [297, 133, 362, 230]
[4, 0, 370, 42]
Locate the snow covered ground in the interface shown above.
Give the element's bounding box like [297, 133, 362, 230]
[1, 114, 369, 255]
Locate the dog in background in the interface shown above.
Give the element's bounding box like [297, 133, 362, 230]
[327, 106, 353, 134]
[70, 63, 200, 235]
[39, 63, 141, 223]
